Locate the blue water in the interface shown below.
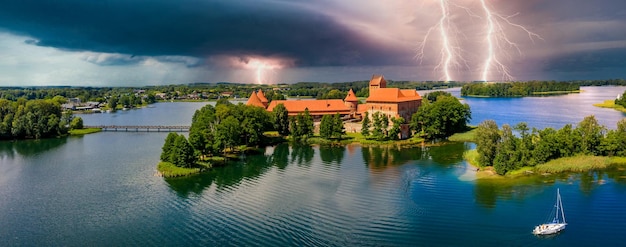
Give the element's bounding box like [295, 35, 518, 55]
[1, 87, 626, 246]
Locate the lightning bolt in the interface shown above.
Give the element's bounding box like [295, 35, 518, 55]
[417, 0, 475, 82]
[256, 63, 265, 84]
[479, 0, 543, 82]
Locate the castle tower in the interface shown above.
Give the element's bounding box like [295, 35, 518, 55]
[246, 91, 265, 108]
[369, 74, 387, 92]
[344, 88, 358, 113]
[257, 89, 269, 108]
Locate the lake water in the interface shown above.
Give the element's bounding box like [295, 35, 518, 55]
[1, 87, 626, 246]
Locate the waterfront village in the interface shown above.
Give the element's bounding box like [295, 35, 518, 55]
[246, 75, 422, 139]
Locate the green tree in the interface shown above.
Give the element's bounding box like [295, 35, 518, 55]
[214, 116, 241, 153]
[145, 93, 157, 104]
[575, 115, 605, 155]
[320, 114, 333, 139]
[410, 95, 471, 139]
[425, 91, 452, 102]
[475, 120, 500, 166]
[332, 113, 345, 139]
[161, 133, 178, 162]
[172, 135, 196, 168]
[493, 124, 518, 175]
[241, 105, 271, 145]
[372, 112, 384, 140]
[361, 112, 371, 137]
[273, 103, 290, 136]
[70, 117, 83, 130]
[120, 95, 131, 108]
[388, 117, 404, 140]
[108, 96, 118, 110]
[301, 108, 314, 140]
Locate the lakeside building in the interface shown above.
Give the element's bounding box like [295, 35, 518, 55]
[247, 75, 422, 138]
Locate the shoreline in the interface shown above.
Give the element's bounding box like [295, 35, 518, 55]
[463, 149, 626, 179]
[593, 100, 626, 113]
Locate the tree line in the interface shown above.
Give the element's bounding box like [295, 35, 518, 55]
[0, 98, 79, 140]
[461, 81, 581, 97]
[475, 116, 626, 175]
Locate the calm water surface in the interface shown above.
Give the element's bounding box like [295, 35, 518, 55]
[1, 87, 626, 246]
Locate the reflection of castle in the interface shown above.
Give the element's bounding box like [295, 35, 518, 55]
[247, 75, 422, 138]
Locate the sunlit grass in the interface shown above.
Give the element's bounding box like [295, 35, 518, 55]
[531, 90, 580, 95]
[157, 162, 201, 178]
[534, 155, 610, 173]
[69, 128, 101, 135]
[463, 149, 481, 167]
[593, 100, 626, 113]
[448, 127, 477, 142]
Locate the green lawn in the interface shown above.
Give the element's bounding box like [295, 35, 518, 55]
[448, 127, 477, 142]
[69, 128, 102, 135]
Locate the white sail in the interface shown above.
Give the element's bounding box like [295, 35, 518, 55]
[533, 189, 567, 235]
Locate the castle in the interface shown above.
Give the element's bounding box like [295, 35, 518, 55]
[247, 75, 422, 138]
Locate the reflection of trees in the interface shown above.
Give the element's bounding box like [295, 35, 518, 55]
[0, 138, 67, 159]
[361, 143, 468, 170]
[270, 143, 289, 169]
[473, 169, 625, 209]
[362, 145, 415, 169]
[165, 154, 273, 198]
[290, 144, 314, 166]
[166, 143, 295, 198]
[474, 177, 547, 208]
[319, 145, 345, 165]
[426, 142, 468, 165]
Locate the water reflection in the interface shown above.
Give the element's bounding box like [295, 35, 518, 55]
[319, 145, 345, 165]
[0, 138, 67, 158]
[474, 168, 626, 208]
[290, 144, 314, 166]
[166, 143, 321, 197]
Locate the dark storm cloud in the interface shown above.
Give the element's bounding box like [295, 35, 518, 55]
[0, 0, 400, 67]
[545, 47, 626, 73]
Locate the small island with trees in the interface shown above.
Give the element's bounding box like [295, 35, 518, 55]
[467, 116, 626, 177]
[157, 76, 473, 177]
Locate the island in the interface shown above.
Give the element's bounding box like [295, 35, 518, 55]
[157, 75, 472, 177]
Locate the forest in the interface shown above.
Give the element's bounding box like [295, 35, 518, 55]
[474, 116, 626, 175]
[461, 81, 581, 97]
[0, 98, 75, 140]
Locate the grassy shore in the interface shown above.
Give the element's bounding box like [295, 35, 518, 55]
[448, 127, 477, 142]
[305, 132, 425, 146]
[69, 128, 102, 135]
[531, 90, 581, 95]
[157, 160, 218, 178]
[157, 162, 201, 178]
[463, 150, 626, 179]
[593, 100, 626, 113]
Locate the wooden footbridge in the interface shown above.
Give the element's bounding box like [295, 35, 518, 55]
[84, 125, 190, 132]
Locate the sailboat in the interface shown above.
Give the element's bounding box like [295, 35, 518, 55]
[533, 188, 567, 235]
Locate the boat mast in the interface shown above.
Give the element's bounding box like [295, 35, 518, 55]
[558, 189, 566, 224]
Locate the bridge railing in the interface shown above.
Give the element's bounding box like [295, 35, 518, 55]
[84, 125, 190, 132]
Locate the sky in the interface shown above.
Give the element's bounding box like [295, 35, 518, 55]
[0, 0, 625, 86]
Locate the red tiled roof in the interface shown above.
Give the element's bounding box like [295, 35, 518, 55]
[257, 89, 269, 103]
[369, 74, 386, 86]
[246, 91, 265, 108]
[267, 99, 351, 115]
[366, 88, 422, 103]
[344, 89, 358, 102]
